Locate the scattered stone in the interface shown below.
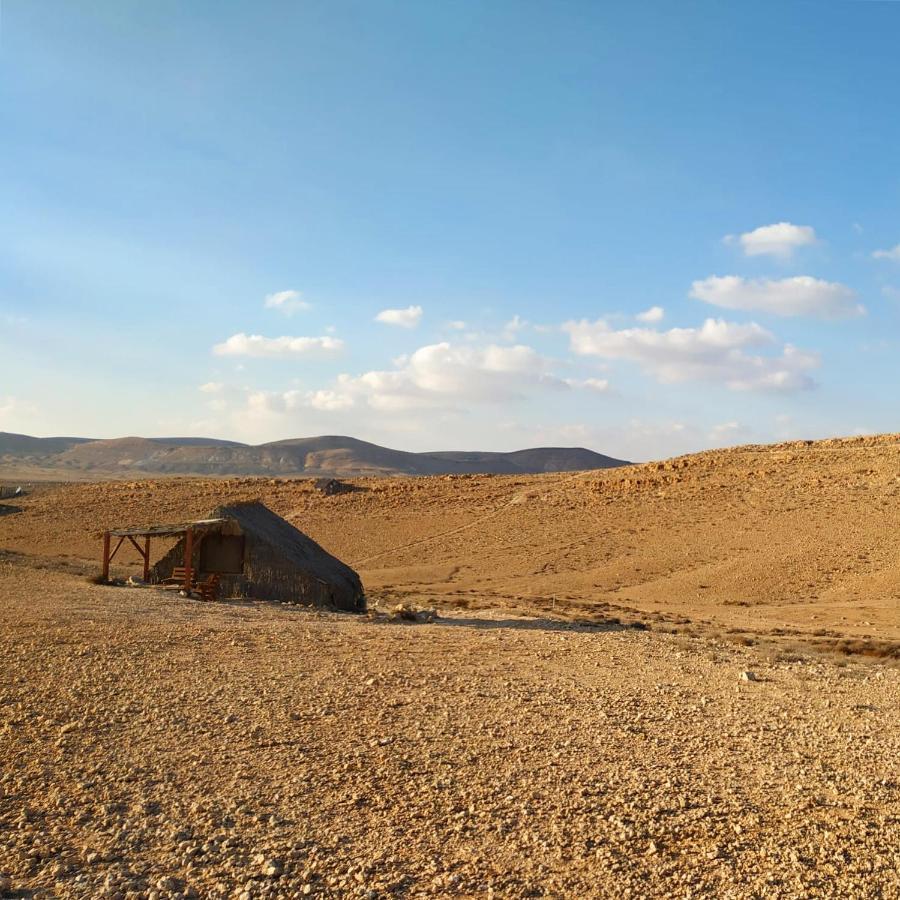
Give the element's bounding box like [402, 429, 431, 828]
[262, 858, 284, 877]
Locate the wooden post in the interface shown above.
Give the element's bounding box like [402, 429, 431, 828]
[183, 528, 193, 592]
[102, 531, 111, 582]
[143, 536, 151, 582]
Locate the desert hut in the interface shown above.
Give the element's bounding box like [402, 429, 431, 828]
[149, 501, 365, 612]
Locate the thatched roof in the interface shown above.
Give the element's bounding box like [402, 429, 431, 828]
[208, 500, 363, 608]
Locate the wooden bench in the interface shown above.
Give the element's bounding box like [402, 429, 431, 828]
[195, 573, 220, 603]
[161, 568, 220, 601]
[162, 566, 192, 587]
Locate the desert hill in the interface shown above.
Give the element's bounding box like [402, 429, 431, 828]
[0, 431, 629, 478]
[3, 431, 899, 651]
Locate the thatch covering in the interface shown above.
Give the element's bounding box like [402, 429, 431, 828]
[151, 501, 365, 612]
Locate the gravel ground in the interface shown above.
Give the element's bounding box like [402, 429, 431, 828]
[1, 563, 898, 899]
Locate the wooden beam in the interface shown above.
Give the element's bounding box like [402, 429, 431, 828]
[102, 531, 110, 582]
[143, 536, 151, 582]
[126, 535, 144, 556]
[108, 536, 126, 564]
[183, 527, 194, 591]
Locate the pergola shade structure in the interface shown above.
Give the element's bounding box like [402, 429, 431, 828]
[101, 518, 228, 589]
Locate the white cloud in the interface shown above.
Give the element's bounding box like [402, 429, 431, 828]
[725, 222, 817, 258]
[262, 342, 566, 414]
[307, 389, 355, 411]
[502, 314, 529, 340]
[564, 317, 818, 392]
[375, 305, 423, 328]
[447, 320, 467, 330]
[690, 275, 863, 319]
[263, 289, 311, 315]
[872, 244, 900, 261]
[216, 339, 569, 421]
[636, 306, 664, 323]
[212, 333, 344, 358]
[198, 381, 224, 394]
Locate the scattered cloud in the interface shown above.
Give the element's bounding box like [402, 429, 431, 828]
[197, 381, 235, 411]
[872, 244, 900, 261]
[447, 320, 467, 330]
[724, 222, 817, 259]
[564, 317, 819, 392]
[307, 389, 355, 411]
[212, 333, 344, 358]
[502, 314, 529, 340]
[375, 305, 423, 328]
[636, 306, 664, 323]
[264, 289, 311, 315]
[236, 342, 567, 416]
[690, 275, 863, 319]
[334, 342, 566, 411]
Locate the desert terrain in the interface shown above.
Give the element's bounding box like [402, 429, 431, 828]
[1, 434, 900, 897]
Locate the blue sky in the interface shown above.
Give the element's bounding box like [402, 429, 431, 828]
[2, 1, 899, 460]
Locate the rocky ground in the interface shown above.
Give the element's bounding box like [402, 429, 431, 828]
[1, 559, 899, 899]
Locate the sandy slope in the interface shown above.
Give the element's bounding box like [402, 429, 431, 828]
[2, 434, 900, 649]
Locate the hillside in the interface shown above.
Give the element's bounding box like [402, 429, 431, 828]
[3, 431, 899, 651]
[0, 432, 629, 478]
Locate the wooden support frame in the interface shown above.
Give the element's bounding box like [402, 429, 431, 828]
[100, 531, 153, 583]
[183, 527, 194, 592]
[99, 520, 212, 588]
[102, 531, 111, 582]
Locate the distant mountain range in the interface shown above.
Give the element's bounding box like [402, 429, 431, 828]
[0, 432, 630, 478]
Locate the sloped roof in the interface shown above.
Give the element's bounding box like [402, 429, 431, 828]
[207, 500, 362, 600]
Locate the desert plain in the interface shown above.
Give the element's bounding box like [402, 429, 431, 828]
[1, 434, 899, 898]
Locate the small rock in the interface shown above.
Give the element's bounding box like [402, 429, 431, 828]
[262, 858, 283, 877]
[740, 670, 758, 682]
